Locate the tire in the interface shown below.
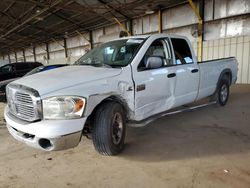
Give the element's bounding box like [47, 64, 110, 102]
[92, 102, 126, 156]
[217, 78, 230, 106]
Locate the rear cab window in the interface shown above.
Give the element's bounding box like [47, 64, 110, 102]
[171, 38, 193, 65]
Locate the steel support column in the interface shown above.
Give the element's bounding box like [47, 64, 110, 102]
[33, 46, 36, 62]
[158, 10, 162, 33]
[76, 30, 92, 49]
[113, 17, 131, 36]
[8, 54, 11, 63]
[188, 0, 203, 62]
[128, 19, 133, 36]
[199, 0, 205, 62]
[46, 43, 50, 60]
[89, 31, 93, 49]
[64, 38, 68, 58]
[22, 49, 26, 62]
[14, 51, 17, 62]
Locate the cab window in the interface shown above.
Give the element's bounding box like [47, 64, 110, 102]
[138, 39, 172, 71]
[171, 38, 193, 65]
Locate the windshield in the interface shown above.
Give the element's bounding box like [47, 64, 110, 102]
[25, 66, 44, 76]
[74, 38, 145, 67]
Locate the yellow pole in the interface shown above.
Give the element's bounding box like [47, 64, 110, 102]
[188, 0, 202, 24]
[188, 0, 203, 62]
[197, 24, 203, 62]
[113, 17, 131, 36]
[158, 10, 162, 33]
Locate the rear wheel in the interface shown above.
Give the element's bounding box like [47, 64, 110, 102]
[217, 79, 230, 106]
[92, 102, 126, 156]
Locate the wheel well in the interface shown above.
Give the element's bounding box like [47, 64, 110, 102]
[211, 70, 232, 99]
[223, 71, 232, 85]
[218, 69, 232, 86]
[85, 95, 129, 128]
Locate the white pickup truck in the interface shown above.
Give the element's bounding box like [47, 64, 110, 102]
[4, 34, 238, 155]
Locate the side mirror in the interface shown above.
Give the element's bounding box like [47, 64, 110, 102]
[145, 56, 164, 69]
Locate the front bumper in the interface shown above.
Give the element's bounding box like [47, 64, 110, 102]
[4, 107, 87, 151]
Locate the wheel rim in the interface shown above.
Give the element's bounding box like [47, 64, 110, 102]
[220, 84, 228, 103]
[112, 112, 123, 145]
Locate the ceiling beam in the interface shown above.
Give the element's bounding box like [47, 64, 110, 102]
[3, 1, 16, 12]
[0, 1, 77, 52]
[97, 0, 130, 19]
[8, 0, 75, 40]
[1, 5, 36, 32]
[0, 11, 16, 21]
[0, 0, 63, 40]
[3, 0, 50, 7]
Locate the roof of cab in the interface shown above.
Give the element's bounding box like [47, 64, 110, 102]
[109, 33, 187, 42]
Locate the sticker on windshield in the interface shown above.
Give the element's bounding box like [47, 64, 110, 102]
[120, 46, 126, 53]
[127, 39, 143, 44]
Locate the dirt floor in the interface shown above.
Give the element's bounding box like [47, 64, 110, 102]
[0, 84, 250, 188]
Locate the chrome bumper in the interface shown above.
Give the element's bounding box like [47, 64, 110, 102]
[4, 106, 86, 151]
[6, 123, 82, 151]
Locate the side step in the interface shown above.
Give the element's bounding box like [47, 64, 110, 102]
[128, 101, 217, 127]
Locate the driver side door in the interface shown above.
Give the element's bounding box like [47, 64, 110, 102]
[132, 38, 177, 121]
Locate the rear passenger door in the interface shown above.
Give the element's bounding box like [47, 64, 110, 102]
[170, 38, 199, 107]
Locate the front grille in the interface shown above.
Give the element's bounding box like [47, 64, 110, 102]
[7, 84, 42, 122]
[15, 92, 33, 105]
[16, 103, 36, 119]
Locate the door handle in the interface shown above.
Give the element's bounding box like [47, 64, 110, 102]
[191, 69, 199, 73]
[136, 84, 146, 92]
[167, 73, 176, 78]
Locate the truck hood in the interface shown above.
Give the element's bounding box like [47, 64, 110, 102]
[13, 65, 122, 95]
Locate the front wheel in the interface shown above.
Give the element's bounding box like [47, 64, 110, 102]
[92, 102, 126, 156]
[217, 79, 230, 106]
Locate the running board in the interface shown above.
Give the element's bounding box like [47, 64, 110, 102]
[128, 101, 217, 127]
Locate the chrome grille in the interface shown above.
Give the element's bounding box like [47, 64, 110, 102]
[7, 84, 42, 122]
[15, 92, 33, 105]
[16, 103, 35, 118]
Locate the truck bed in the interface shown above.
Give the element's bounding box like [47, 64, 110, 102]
[197, 57, 238, 100]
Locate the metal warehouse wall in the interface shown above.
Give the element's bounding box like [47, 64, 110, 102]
[2, 0, 250, 83]
[202, 36, 250, 84]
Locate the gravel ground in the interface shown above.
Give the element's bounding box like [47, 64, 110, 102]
[0, 84, 250, 188]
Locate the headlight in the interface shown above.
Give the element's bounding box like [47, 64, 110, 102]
[43, 96, 86, 120]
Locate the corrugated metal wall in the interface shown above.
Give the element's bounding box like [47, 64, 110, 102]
[190, 35, 250, 84]
[2, 0, 250, 83]
[202, 36, 250, 84]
